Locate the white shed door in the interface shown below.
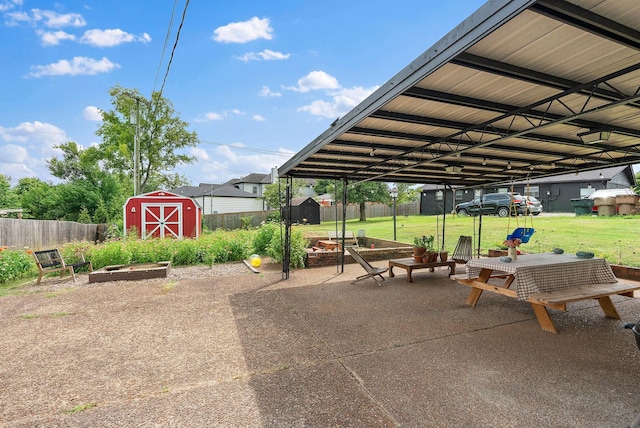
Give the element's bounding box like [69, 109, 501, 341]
[141, 203, 182, 239]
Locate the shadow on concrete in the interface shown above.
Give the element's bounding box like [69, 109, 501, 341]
[230, 265, 640, 427]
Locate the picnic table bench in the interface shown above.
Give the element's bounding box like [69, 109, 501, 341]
[33, 248, 93, 285]
[388, 258, 456, 282]
[455, 253, 640, 333]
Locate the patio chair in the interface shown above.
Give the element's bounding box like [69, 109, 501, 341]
[346, 247, 388, 284]
[452, 235, 472, 264]
[33, 248, 93, 285]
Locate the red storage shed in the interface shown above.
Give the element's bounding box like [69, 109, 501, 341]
[123, 190, 202, 239]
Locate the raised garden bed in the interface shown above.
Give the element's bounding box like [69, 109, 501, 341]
[89, 261, 171, 283]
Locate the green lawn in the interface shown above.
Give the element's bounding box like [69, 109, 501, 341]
[294, 214, 640, 267]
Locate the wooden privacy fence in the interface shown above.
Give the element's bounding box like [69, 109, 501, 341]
[0, 218, 106, 250]
[320, 202, 419, 222]
[203, 202, 420, 230]
[202, 210, 276, 231]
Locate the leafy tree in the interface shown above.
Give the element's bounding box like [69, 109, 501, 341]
[48, 142, 103, 184]
[47, 142, 129, 222]
[0, 174, 20, 208]
[18, 178, 56, 219]
[95, 85, 196, 193]
[394, 183, 420, 204]
[77, 206, 92, 223]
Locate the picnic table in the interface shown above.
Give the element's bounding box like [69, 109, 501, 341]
[456, 253, 640, 333]
[388, 258, 456, 282]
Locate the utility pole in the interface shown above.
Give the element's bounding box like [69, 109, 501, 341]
[124, 91, 142, 196]
[133, 96, 141, 196]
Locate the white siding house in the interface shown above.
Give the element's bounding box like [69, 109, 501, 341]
[172, 171, 276, 215]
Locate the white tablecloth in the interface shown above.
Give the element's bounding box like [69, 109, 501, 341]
[465, 253, 618, 300]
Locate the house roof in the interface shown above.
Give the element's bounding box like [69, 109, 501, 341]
[211, 185, 258, 198]
[236, 173, 270, 185]
[279, 0, 640, 189]
[420, 165, 636, 190]
[171, 184, 257, 198]
[290, 196, 319, 206]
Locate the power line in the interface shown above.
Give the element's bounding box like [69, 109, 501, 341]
[197, 139, 294, 156]
[157, 0, 190, 100]
[152, 0, 178, 95]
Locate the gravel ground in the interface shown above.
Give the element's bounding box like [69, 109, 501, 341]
[0, 261, 286, 427]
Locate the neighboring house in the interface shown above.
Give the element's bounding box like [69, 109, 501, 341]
[420, 165, 637, 214]
[172, 183, 264, 215]
[317, 193, 334, 206]
[171, 169, 278, 215]
[225, 170, 276, 197]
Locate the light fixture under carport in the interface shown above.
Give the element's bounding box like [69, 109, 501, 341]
[578, 129, 611, 144]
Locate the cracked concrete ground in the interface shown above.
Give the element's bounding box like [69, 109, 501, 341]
[1, 261, 639, 427]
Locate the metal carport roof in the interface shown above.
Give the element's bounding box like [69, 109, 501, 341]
[278, 0, 640, 188]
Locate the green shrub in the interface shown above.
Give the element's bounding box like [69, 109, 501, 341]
[0, 249, 37, 284]
[267, 228, 308, 268]
[88, 241, 133, 268]
[240, 216, 254, 230]
[209, 232, 250, 263]
[173, 239, 199, 265]
[253, 222, 278, 253]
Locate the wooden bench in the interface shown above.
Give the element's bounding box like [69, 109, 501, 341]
[389, 258, 456, 282]
[33, 249, 93, 285]
[527, 283, 638, 333]
[327, 231, 359, 247]
[457, 277, 640, 333]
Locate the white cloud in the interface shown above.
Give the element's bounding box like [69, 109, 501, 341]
[80, 28, 151, 47]
[213, 16, 273, 43]
[35, 9, 86, 28]
[0, 121, 71, 182]
[231, 109, 244, 115]
[0, 0, 22, 13]
[28, 56, 120, 77]
[83, 106, 102, 121]
[37, 29, 76, 46]
[259, 86, 281, 97]
[236, 49, 290, 62]
[285, 70, 340, 93]
[252, 114, 266, 122]
[3, 10, 30, 25]
[194, 112, 224, 122]
[298, 85, 379, 118]
[6, 8, 86, 27]
[0, 121, 68, 147]
[190, 147, 210, 161]
[178, 144, 295, 185]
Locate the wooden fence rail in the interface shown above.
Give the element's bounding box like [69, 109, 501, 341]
[319, 202, 419, 222]
[202, 210, 276, 231]
[0, 218, 105, 250]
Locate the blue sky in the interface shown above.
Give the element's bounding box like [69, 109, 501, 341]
[0, 0, 488, 186]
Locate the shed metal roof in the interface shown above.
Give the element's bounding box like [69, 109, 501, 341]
[279, 0, 640, 189]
